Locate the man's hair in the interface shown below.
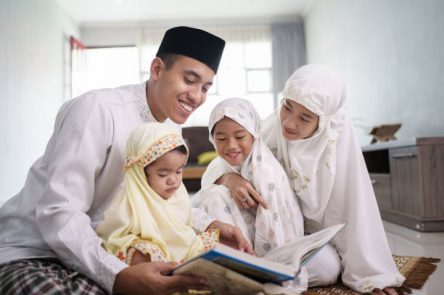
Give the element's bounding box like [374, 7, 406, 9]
[157, 53, 181, 70]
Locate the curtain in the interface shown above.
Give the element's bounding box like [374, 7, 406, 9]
[271, 21, 306, 104]
[137, 25, 271, 80]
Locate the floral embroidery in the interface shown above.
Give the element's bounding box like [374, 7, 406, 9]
[262, 242, 271, 251]
[272, 212, 279, 221]
[290, 169, 299, 180]
[199, 229, 220, 251]
[117, 251, 126, 261]
[125, 134, 186, 170]
[127, 240, 168, 264]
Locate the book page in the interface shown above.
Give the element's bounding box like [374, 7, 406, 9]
[196, 243, 295, 283]
[263, 223, 346, 272]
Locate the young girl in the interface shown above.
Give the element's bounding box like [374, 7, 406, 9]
[96, 122, 220, 265]
[203, 65, 405, 294]
[192, 98, 307, 292]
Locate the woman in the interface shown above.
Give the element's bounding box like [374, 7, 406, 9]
[201, 64, 404, 295]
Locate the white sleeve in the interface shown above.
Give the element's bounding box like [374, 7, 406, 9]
[200, 156, 230, 187]
[191, 207, 216, 234]
[323, 123, 404, 293]
[192, 157, 234, 233]
[35, 95, 127, 293]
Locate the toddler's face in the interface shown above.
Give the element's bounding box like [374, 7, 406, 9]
[213, 117, 254, 166]
[145, 150, 187, 200]
[279, 99, 319, 140]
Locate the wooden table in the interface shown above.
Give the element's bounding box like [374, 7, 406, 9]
[183, 165, 207, 180]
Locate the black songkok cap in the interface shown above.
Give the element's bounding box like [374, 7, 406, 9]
[156, 26, 225, 73]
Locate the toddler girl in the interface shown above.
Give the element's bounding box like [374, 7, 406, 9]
[96, 122, 218, 265]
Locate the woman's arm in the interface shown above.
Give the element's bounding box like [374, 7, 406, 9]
[201, 157, 267, 209]
[215, 173, 268, 209]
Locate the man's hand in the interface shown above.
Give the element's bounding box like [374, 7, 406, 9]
[217, 173, 268, 209]
[113, 262, 209, 295]
[207, 220, 255, 255]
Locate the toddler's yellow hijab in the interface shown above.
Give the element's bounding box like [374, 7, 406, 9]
[96, 122, 203, 263]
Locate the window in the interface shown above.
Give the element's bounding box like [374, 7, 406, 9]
[73, 26, 275, 126]
[72, 46, 140, 98]
[139, 26, 275, 127]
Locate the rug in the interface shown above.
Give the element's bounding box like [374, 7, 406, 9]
[304, 255, 441, 295]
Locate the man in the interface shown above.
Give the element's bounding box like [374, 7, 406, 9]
[0, 26, 251, 295]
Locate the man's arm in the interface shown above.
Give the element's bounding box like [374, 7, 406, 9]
[113, 262, 209, 295]
[35, 94, 127, 292]
[35, 94, 211, 294]
[36, 94, 127, 291]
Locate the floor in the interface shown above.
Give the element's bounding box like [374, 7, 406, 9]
[384, 221, 444, 295]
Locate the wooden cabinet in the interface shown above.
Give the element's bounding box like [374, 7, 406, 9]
[363, 137, 444, 232]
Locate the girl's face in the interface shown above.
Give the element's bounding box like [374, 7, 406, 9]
[280, 99, 319, 140]
[145, 150, 187, 200]
[213, 117, 254, 166]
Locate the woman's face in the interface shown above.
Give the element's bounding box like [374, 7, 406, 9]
[212, 117, 254, 166]
[280, 99, 319, 140]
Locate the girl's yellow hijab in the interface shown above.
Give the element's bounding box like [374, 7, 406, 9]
[96, 122, 203, 263]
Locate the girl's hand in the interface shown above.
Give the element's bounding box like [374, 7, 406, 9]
[372, 287, 399, 295]
[206, 220, 255, 255]
[217, 173, 268, 209]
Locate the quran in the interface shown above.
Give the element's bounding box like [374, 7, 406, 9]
[173, 223, 346, 294]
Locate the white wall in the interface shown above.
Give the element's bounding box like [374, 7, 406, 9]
[81, 27, 139, 47]
[0, 0, 79, 204]
[304, 0, 444, 145]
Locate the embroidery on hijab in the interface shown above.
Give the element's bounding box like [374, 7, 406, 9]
[124, 134, 185, 170]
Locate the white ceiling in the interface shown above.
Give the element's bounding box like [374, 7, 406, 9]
[54, 0, 312, 27]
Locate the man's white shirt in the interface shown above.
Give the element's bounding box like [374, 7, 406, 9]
[0, 82, 214, 292]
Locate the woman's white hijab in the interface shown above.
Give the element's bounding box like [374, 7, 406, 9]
[262, 64, 346, 224]
[262, 64, 404, 292]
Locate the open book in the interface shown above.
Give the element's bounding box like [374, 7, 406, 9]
[173, 223, 346, 294]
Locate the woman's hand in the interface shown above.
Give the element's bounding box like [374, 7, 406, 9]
[113, 262, 209, 295]
[217, 173, 268, 209]
[206, 220, 255, 255]
[372, 287, 399, 295]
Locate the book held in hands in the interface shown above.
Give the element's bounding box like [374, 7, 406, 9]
[173, 223, 346, 294]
